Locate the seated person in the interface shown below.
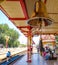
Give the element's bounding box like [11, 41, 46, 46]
[45, 52, 50, 60]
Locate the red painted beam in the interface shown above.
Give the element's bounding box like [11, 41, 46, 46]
[9, 12, 58, 20]
[20, 0, 29, 19]
[9, 17, 26, 20]
[21, 30, 28, 33]
[44, 0, 47, 4]
[17, 26, 30, 28]
[6, 0, 20, 1]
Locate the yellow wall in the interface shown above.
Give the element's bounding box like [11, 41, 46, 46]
[43, 41, 55, 47]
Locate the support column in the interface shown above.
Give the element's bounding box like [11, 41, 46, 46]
[39, 35, 43, 55]
[27, 26, 32, 62]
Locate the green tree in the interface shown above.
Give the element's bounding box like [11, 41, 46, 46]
[0, 24, 20, 47]
[13, 40, 20, 47]
[0, 34, 5, 45]
[55, 36, 58, 43]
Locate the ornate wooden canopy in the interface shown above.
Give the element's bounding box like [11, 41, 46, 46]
[0, 0, 58, 36]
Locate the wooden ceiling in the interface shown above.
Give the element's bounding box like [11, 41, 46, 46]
[0, 0, 58, 36]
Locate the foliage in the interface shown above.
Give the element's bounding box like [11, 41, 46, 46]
[0, 34, 5, 45]
[55, 36, 58, 43]
[0, 24, 20, 47]
[19, 44, 26, 47]
[8, 40, 20, 47]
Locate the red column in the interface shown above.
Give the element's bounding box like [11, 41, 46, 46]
[27, 26, 32, 62]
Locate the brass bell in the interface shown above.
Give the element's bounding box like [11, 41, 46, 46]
[27, 0, 53, 29]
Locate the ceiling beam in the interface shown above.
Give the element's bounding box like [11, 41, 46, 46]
[20, 0, 29, 19]
[9, 17, 26, 20]
[21, 29, 28, 33]
[44, 0, 47, 4]
[6, 0, 20, 1]
[9, 12, 58, 20]
[17, 26, 30, 28]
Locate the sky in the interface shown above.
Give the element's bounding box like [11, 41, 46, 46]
[0, 10, 40, 45]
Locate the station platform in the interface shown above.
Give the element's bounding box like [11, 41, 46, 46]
[0, 48, 27, 61]
[11, 53, 58, 65]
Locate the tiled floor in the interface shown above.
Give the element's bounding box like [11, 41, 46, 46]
[12, 54, 58, 65]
